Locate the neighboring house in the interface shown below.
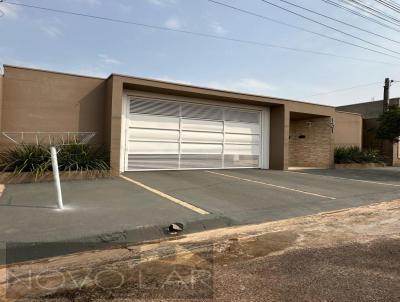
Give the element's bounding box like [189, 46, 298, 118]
[337, 99, 400, 166]
[0, 65, 362, 172]
[333, 111, 362, 149]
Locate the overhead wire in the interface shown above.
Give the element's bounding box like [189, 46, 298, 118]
[321, 0, 400, 32]
[338, 0, 400, 26]
[258, 0, 400, 56]
[302, 81, 382, 99]
[273, 0, 400, 45]
[208, 0, 400, 59]
[374, 0, 400, 13]
[1, 0, 399, 65]
[346, 0, 400, 20]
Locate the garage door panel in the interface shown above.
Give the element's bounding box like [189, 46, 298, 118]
[125, 98, 265, 171]
[130, 99, 180, 116]
[181, 131, 223, 143]
[224, 144, 259, 155]
[128, 141, 179, 154]
[129, 114, 180, 130]
[128, 128, 179, 142]
[225, 133, 260, 144]
[180, 154, 222, 169]
[181, 119, 223, 132]
[181, 103, 223, 120]
[127, 154, 179, 170]
[224, 109, 260, 123]
[225, 122, 260, 135]
[181, 143, 223, 154]
[224, 155, 259, 168]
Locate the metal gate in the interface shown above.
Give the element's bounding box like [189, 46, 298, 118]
[125, 98, 263, 171]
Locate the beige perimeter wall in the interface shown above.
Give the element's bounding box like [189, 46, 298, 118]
[1, 66, 343, 172]
[334, 111, 362, 148]
[1, 66, 107, 145]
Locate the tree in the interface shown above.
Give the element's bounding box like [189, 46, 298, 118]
[376, 105, 400, 141]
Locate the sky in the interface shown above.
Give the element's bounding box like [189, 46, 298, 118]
[1, 0, 400, 106]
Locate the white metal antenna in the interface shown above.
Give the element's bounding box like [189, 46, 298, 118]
[2, 131, 96, 210]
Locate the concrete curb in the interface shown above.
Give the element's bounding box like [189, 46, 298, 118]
[335, 163, 386, 169]
[0, 171, 111, 184]
[1, 215, 235, 264]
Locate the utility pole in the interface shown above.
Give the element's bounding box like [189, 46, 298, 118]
[383, 78, 393, 112]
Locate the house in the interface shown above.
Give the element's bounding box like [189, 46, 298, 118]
[337, 99, 400, 166]
[0, 65, 362, 173]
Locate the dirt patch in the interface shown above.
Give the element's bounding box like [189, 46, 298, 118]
[214, 238, 400, 302]
[215, 231, 298, 265]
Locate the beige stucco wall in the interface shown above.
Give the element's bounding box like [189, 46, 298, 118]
[334, 111, 362, 148]
[106, 76, 124, 174]
[1, 66, 107, 145]
[0, 65, 338, 173]
[289, 117, 333, 168]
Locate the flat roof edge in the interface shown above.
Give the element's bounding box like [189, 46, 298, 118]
[112, 73, 335, 109]
[2, 64, 335, 108]
[3, 64, 108, 80]
[335, 110, 363, 116]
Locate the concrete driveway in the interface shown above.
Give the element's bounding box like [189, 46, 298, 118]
[294, 167, 400, 185]
[1, 167, 399, 262]
[123, 168, 400, 224]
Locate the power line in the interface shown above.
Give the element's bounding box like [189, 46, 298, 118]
[374, 0, 400, 14]
[357, 0, 400, 18]
[346, 0, 400, 21]
[345, 0, 400, 22]
[259, 0, 400, 56]
[302, 81, 381, 99]
[375, 0, 400, 12]
[378, 0, 400, 9]
[208, 0, 400, 60]
[1, 0, 399, 65]
[274, 0, 400, 45]
[339, 0, 400, 26]
[321, 0, 400, 32]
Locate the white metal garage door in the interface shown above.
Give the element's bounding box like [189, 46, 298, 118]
[125, 98, 263, 171]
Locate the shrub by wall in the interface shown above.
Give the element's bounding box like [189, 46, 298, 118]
[334, 146, 384, 164]
[0, 143, 110, 178]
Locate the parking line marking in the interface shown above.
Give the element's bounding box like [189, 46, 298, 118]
[286, 171, 400, 187]
[119, 175, 210, 215]
[206, 171, 337, 200]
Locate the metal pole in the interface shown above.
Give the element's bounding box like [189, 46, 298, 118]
[383, 78, 391, 112]
[50, 146, 64, 209]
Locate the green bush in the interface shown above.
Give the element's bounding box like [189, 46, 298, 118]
[0, 144, 51, 176]
[57, 144, 110, 172]
[334, 146, 383, 164]
[0, 143, 110, 176]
